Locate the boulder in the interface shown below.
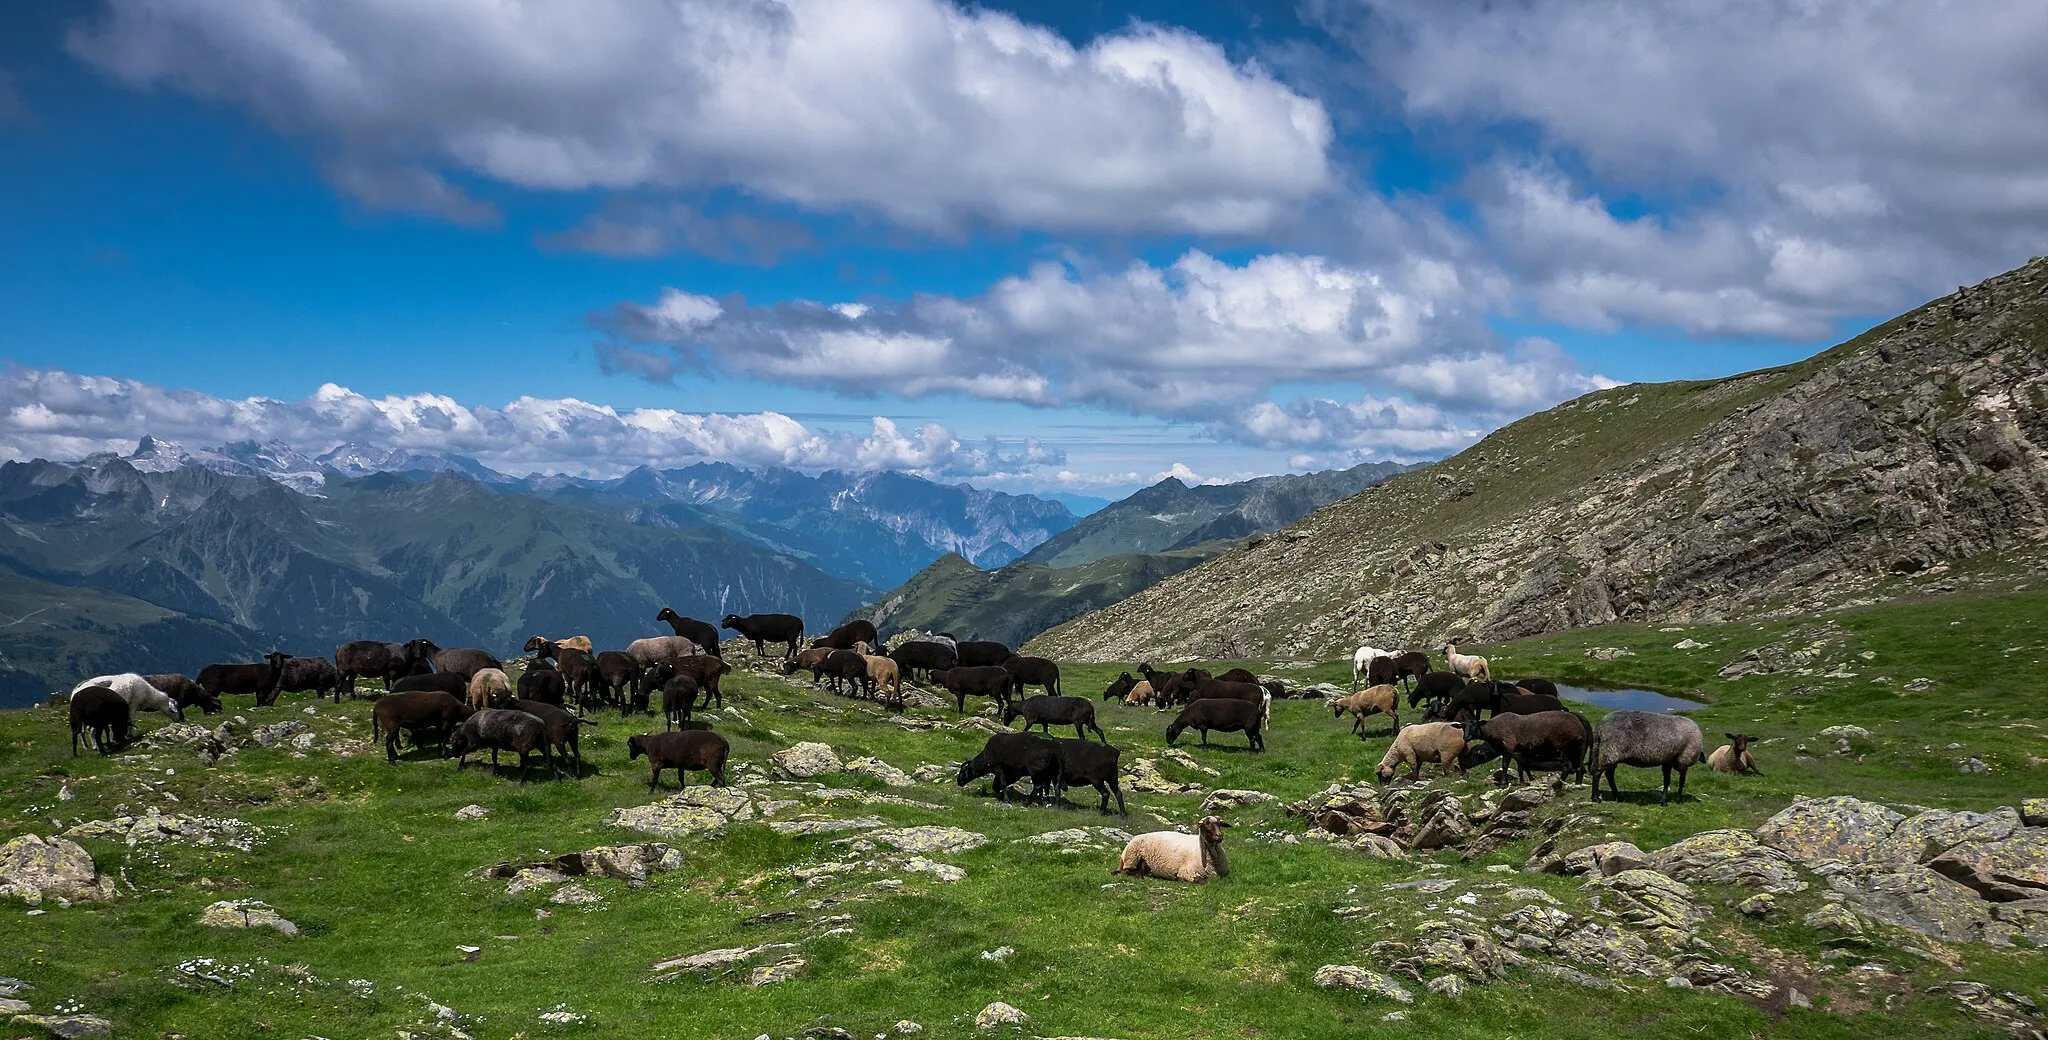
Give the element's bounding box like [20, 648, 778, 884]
[1926, 829, 2048, 901]
[1755, 796, 1903, 864]
[1557, 841, 1648, 878]
[845, 756, 914, 787]
[1823, 864, 2019, 946]
[772, 742, 844, 779]
[2020, 799, 2048, 828]
[650, 942, 801, 982]
[453, 804, 489, 821]
[1876, 807, 2021, 866]
[974, 1001, 1029, 1029]
[1313, 965, 1414, 1004]
[1929, 981, 2046, 1038]
[1648, 830, 1808, 894]
[1201, 789, 1276, 812]
[199, 900, 300, 937]
[606, 802, 729, 839]
[8, 1014, 114, 1038]
[0, 835, 117, 906]
[1408, 791, 1475, 851]
[746, 959, 804, 985]
[1584, 870, 1703, 944]
[252, 720, 310, 748]
[1801, 902, 1867, 940]
[1123, 758, 1202, 794]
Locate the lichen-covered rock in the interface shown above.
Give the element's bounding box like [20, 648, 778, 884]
[771, 742, 844, 779]
[1879, 808, 2022, 865]
[649, 942, 801, 981]
[1313, 965, 1414, 1003]
[769, 817, 888, 837]
[747, 959, 805, 985]
[454, 804, 489, 821]
[548, 883, 604, 905]
[1823, 864, 2018, 946]
[1802, 902, 1867, 940]
[910, 763, 954, 783]
[844, 756, 914, 787]
[1408, 790, 1474, 851]
[974, 1001, 1029, 1029]
[1553, 919, 1669, 979]
[252, 720, 310, 748]
[1557, 841, 1648, 878]
[1124, 758, 1202, 794]
[1926, 829, 2048, 901]
[199, 899, 300, 937]
[1755, 796, 1904, 864]
[1929, 981, 2046, 1039]
[901, 856, 966, 882]
[1200, 789, 1276, 812]
[2020, 799, 2048, 828]
[849, 826, 987, 855]
[1585, 870, 1702, 944]
[506, 867, 570, 895]
[1649, 830, 1808, 894]
[8, 1013, 114, 1038]
[606, 801, 729, 839]
[0, 834, 117, 906]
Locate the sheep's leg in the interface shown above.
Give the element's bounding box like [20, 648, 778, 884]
[1660, 764, 1672, 805]
[648, 766, 660, 793]
[1675, 764, 1689, 800]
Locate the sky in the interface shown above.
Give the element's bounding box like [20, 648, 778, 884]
[2, 0, 2044, 498]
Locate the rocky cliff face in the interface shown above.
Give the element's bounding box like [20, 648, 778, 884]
[1032, 258, 2048, 661]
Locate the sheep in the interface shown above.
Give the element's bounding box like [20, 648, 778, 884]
[1002, 695, 1107, 742]
[955, 640, 1013, 667]
[269, 655, 338, 702]
[1406, 671, 1463, 709]
[1331, 684, 1400, 738]
[70, 673, 184, 730]
[1513, 678, 1560, 699]
[1444, 643, 1491, 681]
[1003, 655, 1062, 697]
[955, 732, 1060, 803]
[390, 672, 468, 697]
[510, 697, 585, 777]
[334, 638, 432, 699]
[862, 654, 902, 704]
[466, 668, 512, 712]
[625, 636, 699, 673]
[522, 634, 592, 657]
[1216, 667, 1259, 684]
[720, 612, 805, 659]
[661, 673, 699, 731]
[1166, 697, 1265, 751]
[1124, 680, 1156, 708]
[371, 690, 473, 763]
[516, 666, 566, 708]
[654, 608, 724, 657]
[1351, 645, 1394, 691]
[198, 652, 288, 706]
[628, 731, 730, 792]
[930, 665, 1013, 714]
[1365, 655, 1401, 689]
[1589, 711, 1704, 805]
[145, 674, 218, 715]
[668, 655, 734, 709]
[1103, 673, 1138, 702]
[1390, 651, 1432, 688]
[1440, 680, 1562, 722]
[446, 708, 555, 782]
[70, 685, 130, 756]
[818, 649, 873, 698]
[594, 650, 641, 710]
[1708, 733, 1762, 776]
[1048, 737, 1125, 815]
[1139, 662, 1207, 707]
[1116, 816, 1230, 883]
[891, 639, 958, 682]
[816, 618, 880, 651]
[1461, 711, 1591, 784]
[786, 646, 835, 677]
[1184, 675, 1272, 729]
[431, 647, 503, 682]
[1374, 721, 1468, 782]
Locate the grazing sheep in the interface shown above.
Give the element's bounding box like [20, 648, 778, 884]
[955, 639, 1013, 667]
[1166, 697, 1265, 751]
[372, 690, 473, 763]
[517, 666, 567, 708]
[1331, 684, 1400, 738]
[1590, 711, 1704, 805]
[1375, 721, 1468, 782]
[720, 612, 805, 660]
[655, 608, 724, 657]
[661, 673, 699, 731]
[628, 731, 729, 792]
[1140, 662, 1208, 707]
[668, 655, 734, 710]
[510, 697, 586, 777]
[862, 654, 902, 704]
[787, 646, 835, 677]
[447, 708, 555, 782]
[1216, 667, 1259, 684]
[930, 665, 1014, 714]
[1103, 672, 1139, 702]
[1441, 680, 1562, 722]
[70, 673, 184, 729]
[1002, 655, 1063, 697]
[1048, 737, 1126, 815]
[1444, 643, 1491, 681]
[816, 618, 880, 651]
[145, 673, 218, 715]
[1002, 695, 1107, 742]
[955, 732, 1060, 803]
[1116, 816, 1230, 883]
[1184, 674, 1272, 729]
[1351, 645, 1393, 691]
[1407, 671, 1463, 709]
[430, 647, 503, 682]
[1708, 733, 1762, 776]
[1365, 655, 1401, 689]
[70, 685, 130, 756]
[1124, 680, 1156, 708]
[1461, 711, 1591, 783]
[199, 652, 288, 706]
[592, 651, 641, 711]
[818, 649, 873, 697]
[1390, 651, 1432, 688]
[467, 668, 512, 712]
[268, 655, 338, 702]
[334, 638, 432, 699]
[390, 672, 468, 698]
[625, 636, 699, 673]
[891, 639, 958, 682]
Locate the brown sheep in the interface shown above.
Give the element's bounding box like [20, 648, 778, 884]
[467, 668, 511, 712]
[1331, 684, 1400, 738]
[862, 654, 902, 703]
[1375, 721, 1467, 782]
[1708, 733, 1762, 776]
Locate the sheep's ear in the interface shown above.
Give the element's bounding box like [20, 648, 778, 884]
[1726, 732, 1737, 741]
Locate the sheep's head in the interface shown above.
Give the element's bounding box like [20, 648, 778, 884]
[719, 614, 742, 629]
[656, 607, 679, 623]
[1198, 816, 1231, 843]
[999, 702, 1021, 726]
[404, 638, 440, 661]
[445, 728, 475, 759]
[954, 757, 988, 788]
[627, 735, 647, 761]
[1726, 733, 1753, 752]
[522, 635, 550, 653]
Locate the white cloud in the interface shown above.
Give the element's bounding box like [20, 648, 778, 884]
[70, 0, 1333, 234]
[0, 366, 1060, 481]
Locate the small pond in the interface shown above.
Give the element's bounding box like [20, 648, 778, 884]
[1553, 682, 1704, 713]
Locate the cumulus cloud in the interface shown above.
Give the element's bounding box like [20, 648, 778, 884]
[69, 0, 1333, 235]
[1324, 0, 2048, 335]
[0, 367, 1060, 481]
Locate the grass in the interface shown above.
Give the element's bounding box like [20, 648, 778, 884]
[3, 587, 2046, 1038]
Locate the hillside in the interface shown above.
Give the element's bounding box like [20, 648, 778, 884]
[856, 545, 1220, 646]
[1032, 257, 2048, 661]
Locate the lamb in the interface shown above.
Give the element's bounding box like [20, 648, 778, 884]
[1444, 643, 1491, 681]
[660, 673, 699, 731]
[891, 639, 958, 682]
[1374, 721, 1468, 782]
[371, 690, 473, 763]
[628, 730, 730, 792]
[815, 618, 880, 650]
[720, 612, 805, 659]
[198, 652, 287, 706]
[1165, 697, 1265, 751]
[510, 697, 586, 777]
[1048, 737, 1126, 816]
[667, 655, 734, 709]
[862, 654, 902, 704]
[466, 668, 512, 711]
[954, 732, 1060, 803]
[955, 640, 1013, 667]
[655, 608, 723, 657]
[1001, 695, 1106, 742]
[1115, 816, 1230, 883]
[144, 674, 218, 715]
[446, 708, 555, 782]
[70, 685, 130, 756]
[430, 647, 503, 681]
[269, 655, 338, 702]
[70, 673, 184, 730]
[1330, 684, 1400, 738]
[1589, 711, 1704, 805]
[1003, 655, 1062, 697]
[1707, 733, 1762, 776]
[930, 665, 1014, 714]
[1461, 711, 1591, 783]
[516, 666, 567, 708]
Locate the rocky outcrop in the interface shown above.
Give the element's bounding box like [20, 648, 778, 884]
[771, 742, 844, 779]
[0, 835, 117, 906]
[199, 900, 299, 936]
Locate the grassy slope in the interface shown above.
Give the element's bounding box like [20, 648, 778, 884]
[0, 566, 270, 708]
[860, 546, 1222, 645]
[2, 586, 2045, 1038]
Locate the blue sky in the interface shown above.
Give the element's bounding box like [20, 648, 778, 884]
[3, 1, 2041, 497]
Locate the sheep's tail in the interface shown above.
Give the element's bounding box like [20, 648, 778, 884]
[1261, 691, 1272, 730]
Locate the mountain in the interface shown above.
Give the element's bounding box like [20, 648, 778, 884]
[855, 546, 1220, 648]
[1045, 492, 1113, 516]
[1019, 460, 1413, 569]
[1030, 257, 2048, 661]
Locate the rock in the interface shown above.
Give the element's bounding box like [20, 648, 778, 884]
[1648, 830, 1808, 894]
[910, 763, 954, 783]
[1802, 902, 1867, 940]
[650, 943, 802, 981]
[901, 856, 966, 882]
[747, 959, 805, 985]
[1756, 795, 1904, 864]
[1124, 758, 1202, 794]
[1350, 834, 1408, 858]
[252, 720, 310, 748]
[1929, 981, 2045, 1038]
[0, 978, 33, 998]
[1737, 894, 1776, 916]
[1823, 863, 2020, 946]
[1553, 919, 1669, 979]
[1584, 647, 1636, 660]
[1960, 757, 1992, 774]
[1408, 791, 1474, 850]
[606, 801, 732, 839]
[199, 899, 300, 937]
[770, 818, 889, 837]
[548, 883, 604, 905]
[1200, 789, 1276, 812]
[1496, 785, 1555, 815]
[844, 756, 914, 787]
[1406, 918, 1504, 979]
[538, 1010, 588, 1025]
[2017, 799, 2048, 828]
[1818, 725, 1870, 741]
[9, 1014, 114, 1038]
[1672, 639, 1709, 650]
[893, 1021, 924, 1035]
[980, 945, 1015, 961]
[861, 826, 987, 855]
[573, 843, 685, 882]
[1313, 965, 1414, 1003]
[1926, 829, 2048, 901]
[974, 1001, 1029, 1029]
[1584, 870, 1702, 944]
[1426, 975, 1465, 998]
[0, 999, 28, 1015]
[506, 867, 570, 894]
[1876, 807, 2021, 865]
[1160, 748, 1221, 776]
[0, 834, 117, 906]
[772, 742, 844, 779]
[1557, 841, 1648, 878]
[1904, 677, 1935, 692]
[454, 804, 489, 821]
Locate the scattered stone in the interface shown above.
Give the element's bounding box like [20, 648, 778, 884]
[901, 856, 966, 882]
[844, 756, 914, 787]
[1314, 965, 1414, 1004]
[1124, 758, 1202, 794]
[650, 943, 802, 981]
[1584, 648, 1636, 660]
[974, 1001, 1029, 1029]
[65, 811, 267, 850]
[1904, 677, 1935, 692]
[548, 883, 604, 905]
[1672, 639, 1709, 650]
[893, 1021, 924, 1035]
[2020, 799, 2048, 828]
[980, 946, 1015, 962]
[0, 834, 117, 906]
[772, 742, 844, 779]
[1930, 981, 2044, 1038]
[1960, 757, 1992, 774]
[1802, 902, 1867, 940]
[454, 804, 489, 821]
[8, 1013, 114, 1038]
[1020, 827, 1131, 851]
[910, 763, 954, 783]
[1426, 975, 1465, 998]
[1737, 894, 1776, 917]
[538, 1009, 587, 1025]
[747, 959, 805, 985]
[199, 899, 299, 937]
[1200, 789, 1276, 812]
[1160, 748, 1221, 777]
[252, 720, 310, 748]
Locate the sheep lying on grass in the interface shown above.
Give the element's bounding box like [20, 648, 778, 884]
[1708, 733, 1762, 776]
[1116, 816, 1230, 883]
[1375, 721, 1467, 782]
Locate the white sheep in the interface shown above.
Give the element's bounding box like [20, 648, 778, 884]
[1350, 645, 1394, 691]
[70, 673, 184, 733]
[1375, 721, 1467, 782]
[1444, 643, 1491, 681]
[1115, 816, 1231, 883]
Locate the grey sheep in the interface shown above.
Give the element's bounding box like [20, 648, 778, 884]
[1590, 710, 1704, 805]
[446, 708, 555, 783]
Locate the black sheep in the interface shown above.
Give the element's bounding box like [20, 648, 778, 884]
[1391, 651, 1432, 688]
[391, 672, 468, 698]
[430, 647, 502, 682]
[669, 654, 734, 709]
[955, 640, 1013, 667]
[1048, 737, 1125, 815]
[1216, 667, 1258, 684]
[955, 732, 1060, 803]
[931, 665, 1014, 714]
[1102, 672, 1139, 702]
[890, 639, 958, 682]
[1365, 655, 1400, 688]
[1166, 698, 1265, 751]
[510, 697, 586, 778]
[629, 730, 729, 792]
[146, 674, 219, 716]
[269, 655, 338, 701]
[1407, 671, 1462, 709]
[1002, 695, 1107, 742]
[816, 618, 879, 651]
[334, 638, 432, 699]
[372, 690, 473, 763]
[70, 685, 130, 756]
[656, 607, 725, 657]
[1514, 678, 1561, 699]
[1002, 655, 1062, 697]
[661, 673, 699, 731]
[200, 652, 289, 706]
[820, 649, 872, 698]
[446, 708, 555, 782]
[517, 666, 567, 707]
[721, 612, 805, 659]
